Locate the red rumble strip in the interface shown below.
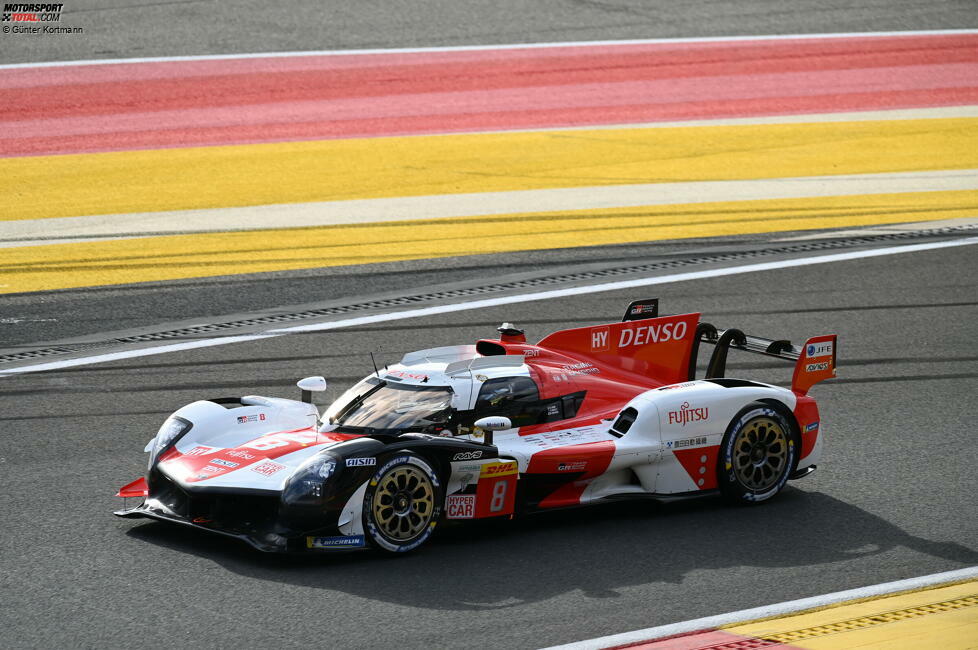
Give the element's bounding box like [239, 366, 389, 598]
[1, 32, 976, 156]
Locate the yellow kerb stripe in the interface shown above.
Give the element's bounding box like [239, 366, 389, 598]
[2, 118, 976, 221]
[2, 190, 974, 294]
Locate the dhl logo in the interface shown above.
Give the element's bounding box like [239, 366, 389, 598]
[480, 461, 518, 478]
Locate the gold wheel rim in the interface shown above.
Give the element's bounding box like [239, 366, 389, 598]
[732, 416, 788, 492]
[371, 464, 435, 541]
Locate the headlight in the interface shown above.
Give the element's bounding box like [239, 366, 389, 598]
[282, 452, 340, 506]
[148, 416, 193, 469]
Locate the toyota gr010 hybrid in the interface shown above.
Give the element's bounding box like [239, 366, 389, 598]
[115, 299, 837, 554]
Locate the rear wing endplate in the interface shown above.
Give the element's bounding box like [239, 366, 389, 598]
[693, 324, 837, 395]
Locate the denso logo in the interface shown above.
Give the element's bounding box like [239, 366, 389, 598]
[667, 401, 709, 426]
[618, 321, 688, 348]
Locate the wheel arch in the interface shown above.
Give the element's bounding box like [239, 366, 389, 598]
[755, 397, 803, 472]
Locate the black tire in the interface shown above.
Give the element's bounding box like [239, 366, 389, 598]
[362, 453, 442, 553]
[717, 402, 797, 505]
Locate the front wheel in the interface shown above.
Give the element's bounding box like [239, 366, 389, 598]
[363, 454, 442, 553]
[717, 403, 796, 505]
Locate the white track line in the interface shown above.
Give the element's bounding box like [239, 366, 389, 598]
[1, 29, 976, 69]
[6, 169, 976, 248]
[540, 566, 978, 650]
[2, 236, 976, 378]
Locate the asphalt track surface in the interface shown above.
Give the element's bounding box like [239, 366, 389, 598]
[2, 233, 977, 649]
[2, 0, 975, 65]
[2, 2, 978, 649]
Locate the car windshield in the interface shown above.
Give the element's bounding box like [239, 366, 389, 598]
[331, 381, 454, 431]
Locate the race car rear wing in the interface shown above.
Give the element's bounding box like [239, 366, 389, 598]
[691, 323, 837, 395]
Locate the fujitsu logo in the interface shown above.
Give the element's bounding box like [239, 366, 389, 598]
[667, 402, 709, 426]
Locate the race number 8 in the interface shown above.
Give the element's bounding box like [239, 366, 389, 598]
[490, 481, 507, 512]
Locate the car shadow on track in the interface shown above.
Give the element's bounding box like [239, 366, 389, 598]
[124, 488, 978, 610]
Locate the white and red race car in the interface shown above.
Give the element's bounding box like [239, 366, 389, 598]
[116, 299, 836, 553]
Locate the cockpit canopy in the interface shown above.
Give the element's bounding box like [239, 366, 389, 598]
[327, 377, 453, 431]
[323, 370, 585, 435]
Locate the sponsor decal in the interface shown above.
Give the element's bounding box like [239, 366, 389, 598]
[667, 402, 709, 426]
[209, 458, 238, 468]
[446, 494, 476, 519]
[307, 535, 366, 549]
[562, 361, 599, 375]
[668, 436, 708, 449]
[385, 369, 429, 381]
[557, 461, 587, 472]
[630, 303, 657, 315]
[590, 326, 610, 352]
[618, 321, 688, 348]
[523, 349, 540, 358]
[806, 341, 834, 358]
[236, 413, 267, 424]
[250, 460, 286, 477]
[200, 465, 223, 474]
[345, 457, 377, 467]
[185, 445, 217, 456]
[225, 450, 255, 460]
[805, 361, 830, 372]
[456, 463, 482, 472]
[474, 374, 488, 381]
[546, 402, 561, 417]
[452, 450, 483, 461]
[658, 382, 698, 391]
[806, 421, 819, 432]
[479, 461, 518, 478]
[245, 431, 319, 450]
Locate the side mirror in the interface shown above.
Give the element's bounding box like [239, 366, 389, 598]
[474, 416, 512, 431]
[297, 376, 328, 403]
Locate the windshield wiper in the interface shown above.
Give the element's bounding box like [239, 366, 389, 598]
[332, 382, 386, 424]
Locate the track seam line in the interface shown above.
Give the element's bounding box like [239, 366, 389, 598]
[2, 29, 976, 69]
[1, 236, 976, 377]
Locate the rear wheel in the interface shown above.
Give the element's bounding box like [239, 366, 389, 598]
[718, 403, 796, 504]
[363, 454, 442, 553]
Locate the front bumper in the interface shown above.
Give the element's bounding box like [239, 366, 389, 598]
[115, 500, 295, 552]
[115, 476, 364, 553]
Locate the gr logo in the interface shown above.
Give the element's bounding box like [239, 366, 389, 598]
[591, 326, 610, 351]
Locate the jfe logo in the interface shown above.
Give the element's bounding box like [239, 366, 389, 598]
[806, 342, 833, 358]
